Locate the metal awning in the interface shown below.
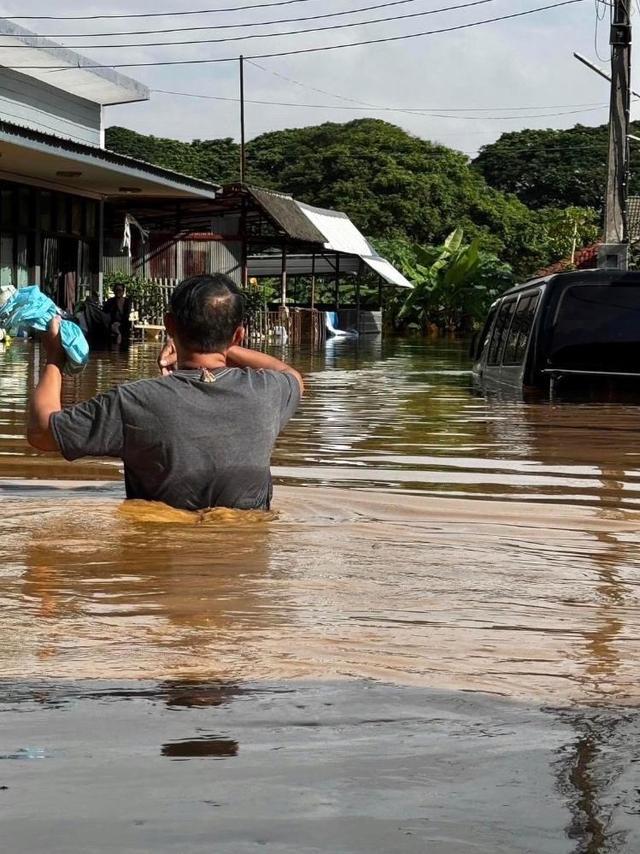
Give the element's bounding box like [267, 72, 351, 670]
[0, 19, 148, 105]
[0, 120, 220, 200]
[296, 201, 412, 288]
[244, 185, 326, 244]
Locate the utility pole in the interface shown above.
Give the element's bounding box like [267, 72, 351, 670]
[239, 55, 246, 184]
[599, 0, 632, 269]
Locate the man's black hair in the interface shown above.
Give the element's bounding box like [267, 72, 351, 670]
[169, 274, 245, 353]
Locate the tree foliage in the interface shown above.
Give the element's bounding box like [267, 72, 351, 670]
[473, 122, 640, 211]
[375, 231, 513, 331]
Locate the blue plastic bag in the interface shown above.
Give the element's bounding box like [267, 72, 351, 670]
[0, 285, 89, 374]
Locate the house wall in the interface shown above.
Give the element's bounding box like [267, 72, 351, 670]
[103, 236, 242, 285]
[0, 68, 102, 146]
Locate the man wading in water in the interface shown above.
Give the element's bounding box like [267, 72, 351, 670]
[27, 274, 304, 511]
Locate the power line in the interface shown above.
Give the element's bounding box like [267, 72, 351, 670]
[2, 0, 506, 50]
[152, 87, 610, 119]
[246, 57, 606, 112]
[155, 87, 607, 111]
[6, 0, 324, 21]
[1, 1, 588, 69]
[16, 0, 456, 38]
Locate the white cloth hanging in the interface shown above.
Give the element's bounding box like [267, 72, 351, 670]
[122, 214, 149, 257]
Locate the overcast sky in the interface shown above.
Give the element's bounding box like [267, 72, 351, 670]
[0, 0, 633, 157]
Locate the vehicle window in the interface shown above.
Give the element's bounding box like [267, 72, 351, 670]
[503, 292, 540, 365]
[487, 299, 516, 365]
[550, 284, 640, 371]
[474, 306, 497, 360]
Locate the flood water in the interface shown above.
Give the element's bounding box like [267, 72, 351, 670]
[2, 336, 640, 852]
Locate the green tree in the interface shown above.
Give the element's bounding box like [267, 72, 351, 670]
[375, 231, 513, 332]
[105, 127, 240, 184]
[537, 205, 600, 263]
[473, 122, 640, 210]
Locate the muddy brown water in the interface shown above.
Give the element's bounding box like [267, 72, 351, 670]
[1, 336, 640, 852]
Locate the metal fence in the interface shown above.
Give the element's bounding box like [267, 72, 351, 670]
[246, 307, 326, 349]
[130, 280, 327, 349]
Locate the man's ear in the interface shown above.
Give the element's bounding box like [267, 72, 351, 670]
[231, 325, 245, 347]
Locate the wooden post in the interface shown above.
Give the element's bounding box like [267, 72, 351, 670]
[240, 193, 248, 288]
[281, 243, 287, 307]
[334, 253, 340, 311]
[356, 260, 363, 335]
[239, 55, 247, 183]
[34, 191, 42, 287]
[310, 251, 316, 310]
[98, 199, 105, 302]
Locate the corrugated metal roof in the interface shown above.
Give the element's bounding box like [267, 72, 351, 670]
[0, 119, 220, 198]
[297, 201, 412, 288]
[361, 255, 413, 289]
[297, 202, 375, 255]
[628, 196, 640, 244]
[245, 186, 326, 244]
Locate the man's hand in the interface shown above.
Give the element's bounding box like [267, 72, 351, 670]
[40, 315, 65, 370]
[158, 337, 177, 375]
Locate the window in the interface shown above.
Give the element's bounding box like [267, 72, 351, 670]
[550, 284, 640, 371]
[473, 306, 497, 360]
[85, 201, 97, 239]
[55, 194, 68, 233]
[487, 299, 516, 365]
[0, 235, 14, 286]
[70, 198, 83, 235]
[1, 189, 13, 231]
[17, 188, 31, 230]
[16, 234, 29, 287]
[40, 191, 52, 232]
[503, 292, 540, 365]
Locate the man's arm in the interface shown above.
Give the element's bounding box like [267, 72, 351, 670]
[27, 317, 64, 452]
[158, 337, 304, 395]
[226, 346, 304, 395]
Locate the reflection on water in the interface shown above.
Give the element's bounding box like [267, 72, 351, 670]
[161, 736, 239, 760]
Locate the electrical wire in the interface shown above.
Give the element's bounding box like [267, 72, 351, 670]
[246, 58, 606, 112]
[152, 87, 610, 120]
[15, 0, 465, 39]
[2, 1, 588, 70]
[1, 0, 507, 50]
[6, 0, 326, 21]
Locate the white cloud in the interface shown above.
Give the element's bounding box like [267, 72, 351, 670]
[0, 0, 628, 157]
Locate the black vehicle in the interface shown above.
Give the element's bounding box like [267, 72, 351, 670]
[471, 270, 640, 397]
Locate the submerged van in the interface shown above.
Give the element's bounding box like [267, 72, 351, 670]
[471, 270, 640, 397]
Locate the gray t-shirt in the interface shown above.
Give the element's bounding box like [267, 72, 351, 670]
[50, 367, 300, 511]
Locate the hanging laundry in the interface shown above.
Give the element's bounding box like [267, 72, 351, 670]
[122, 213, 149, 257]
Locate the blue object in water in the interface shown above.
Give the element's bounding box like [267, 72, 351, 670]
[0, 286, 89, 374]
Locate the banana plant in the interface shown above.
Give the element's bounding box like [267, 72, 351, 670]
[392, 229, 512, 331]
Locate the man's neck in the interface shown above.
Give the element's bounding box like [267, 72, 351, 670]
[177, 350, 228, 371]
